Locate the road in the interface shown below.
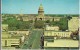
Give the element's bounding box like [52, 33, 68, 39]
[21, 29, 43, 49]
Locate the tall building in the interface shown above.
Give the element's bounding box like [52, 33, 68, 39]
[36, 4, 45, 20]
[36, 4, 53, 21]
[38, 4, 44, 16]
[17, 4, 60, 21]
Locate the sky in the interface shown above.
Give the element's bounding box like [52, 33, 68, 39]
[2, 0, 79, 14]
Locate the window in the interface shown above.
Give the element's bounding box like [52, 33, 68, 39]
[5, 40, 7, 46]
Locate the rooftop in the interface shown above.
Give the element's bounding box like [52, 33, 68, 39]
[44, 39, 78, 47]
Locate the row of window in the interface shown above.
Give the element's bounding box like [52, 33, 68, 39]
[44, 32, 71, 37]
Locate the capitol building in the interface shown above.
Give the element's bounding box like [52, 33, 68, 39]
[17, 4, 61, 22]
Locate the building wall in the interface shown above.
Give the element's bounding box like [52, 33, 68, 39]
[68, 17, 79, 31]
[2, 24, 8, 31]
[44, 39, 78, 47]
[2, 32, 11, 38]
[44, 31, 72, 38]
[2, 40, 5, 46]
[2, 39, 20, 47]
[8, 31, 29, 35]
[46, 26, 59, 31]
[53, 17, 61, 21]
[36, 16, 53, 21]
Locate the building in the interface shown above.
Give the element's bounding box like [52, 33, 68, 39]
[2, 38, 20, 47]
[68, 17, 79, 31]
[36, 4, 53, 21]
[2, 32, 21, 47]
[44, 31, 72, 38]
[44, 30, 78, 48]
[8, 31, 29, 36]
[16, 4, 62, 22]
[17, 4, 61, 22]
[46, 25, 59, 31]
[2, 32, 11, 38]
[44, 39, 78, 48]
[8, 31, 30, 43]
[38, 4, 44, 16]
[36, 4, 45, 20]
[2, 47, 15, 49]
[2, 30, 24, 47]
[53, 17, 61, 21]
[2, 24, 8, 31]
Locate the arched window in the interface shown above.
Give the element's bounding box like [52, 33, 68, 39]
[40, 18, 42, 20]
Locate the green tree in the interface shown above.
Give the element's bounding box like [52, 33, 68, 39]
[50, 17, 68, 31]
[34, 20, 44, 29]
[67, 15, 72, 20]
[50, 21, 59, 26]
[16, 21, 30, 30]
[70, 30, 79, 40]
[59, 18, 68, 31]
[6, 18, 18, 30]
[45, 20, 50, 23]
[29, 20, 33, 23]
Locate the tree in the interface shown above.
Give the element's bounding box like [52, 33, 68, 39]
[59, 17, 68, 31]
[70, 30, 79, 40]
[16, 21, 30, 30]
[6, 18, 18, 30]
[45, 20, 50, 23]
[29, 20, 33, 23]
[34, 20, 44, 29]
[50, 21, 59, 26]
[67, 15, 72, 20]
[50, 17, 68, 31]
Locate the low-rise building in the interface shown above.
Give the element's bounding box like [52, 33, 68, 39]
[2, 32, 23, 47]
[8, 31, 29, 36]
[2, 38, 20, 47]
[68, 17, 79, 31]
[2, 24, 8, 31]
[44, 31, 72, 38]
[2, 47, 15, 50]
[44, 39, 78, 48]
[53, 17, 61, 21]
[2, 32, 11, 38]
[46, 26, 59, 31]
